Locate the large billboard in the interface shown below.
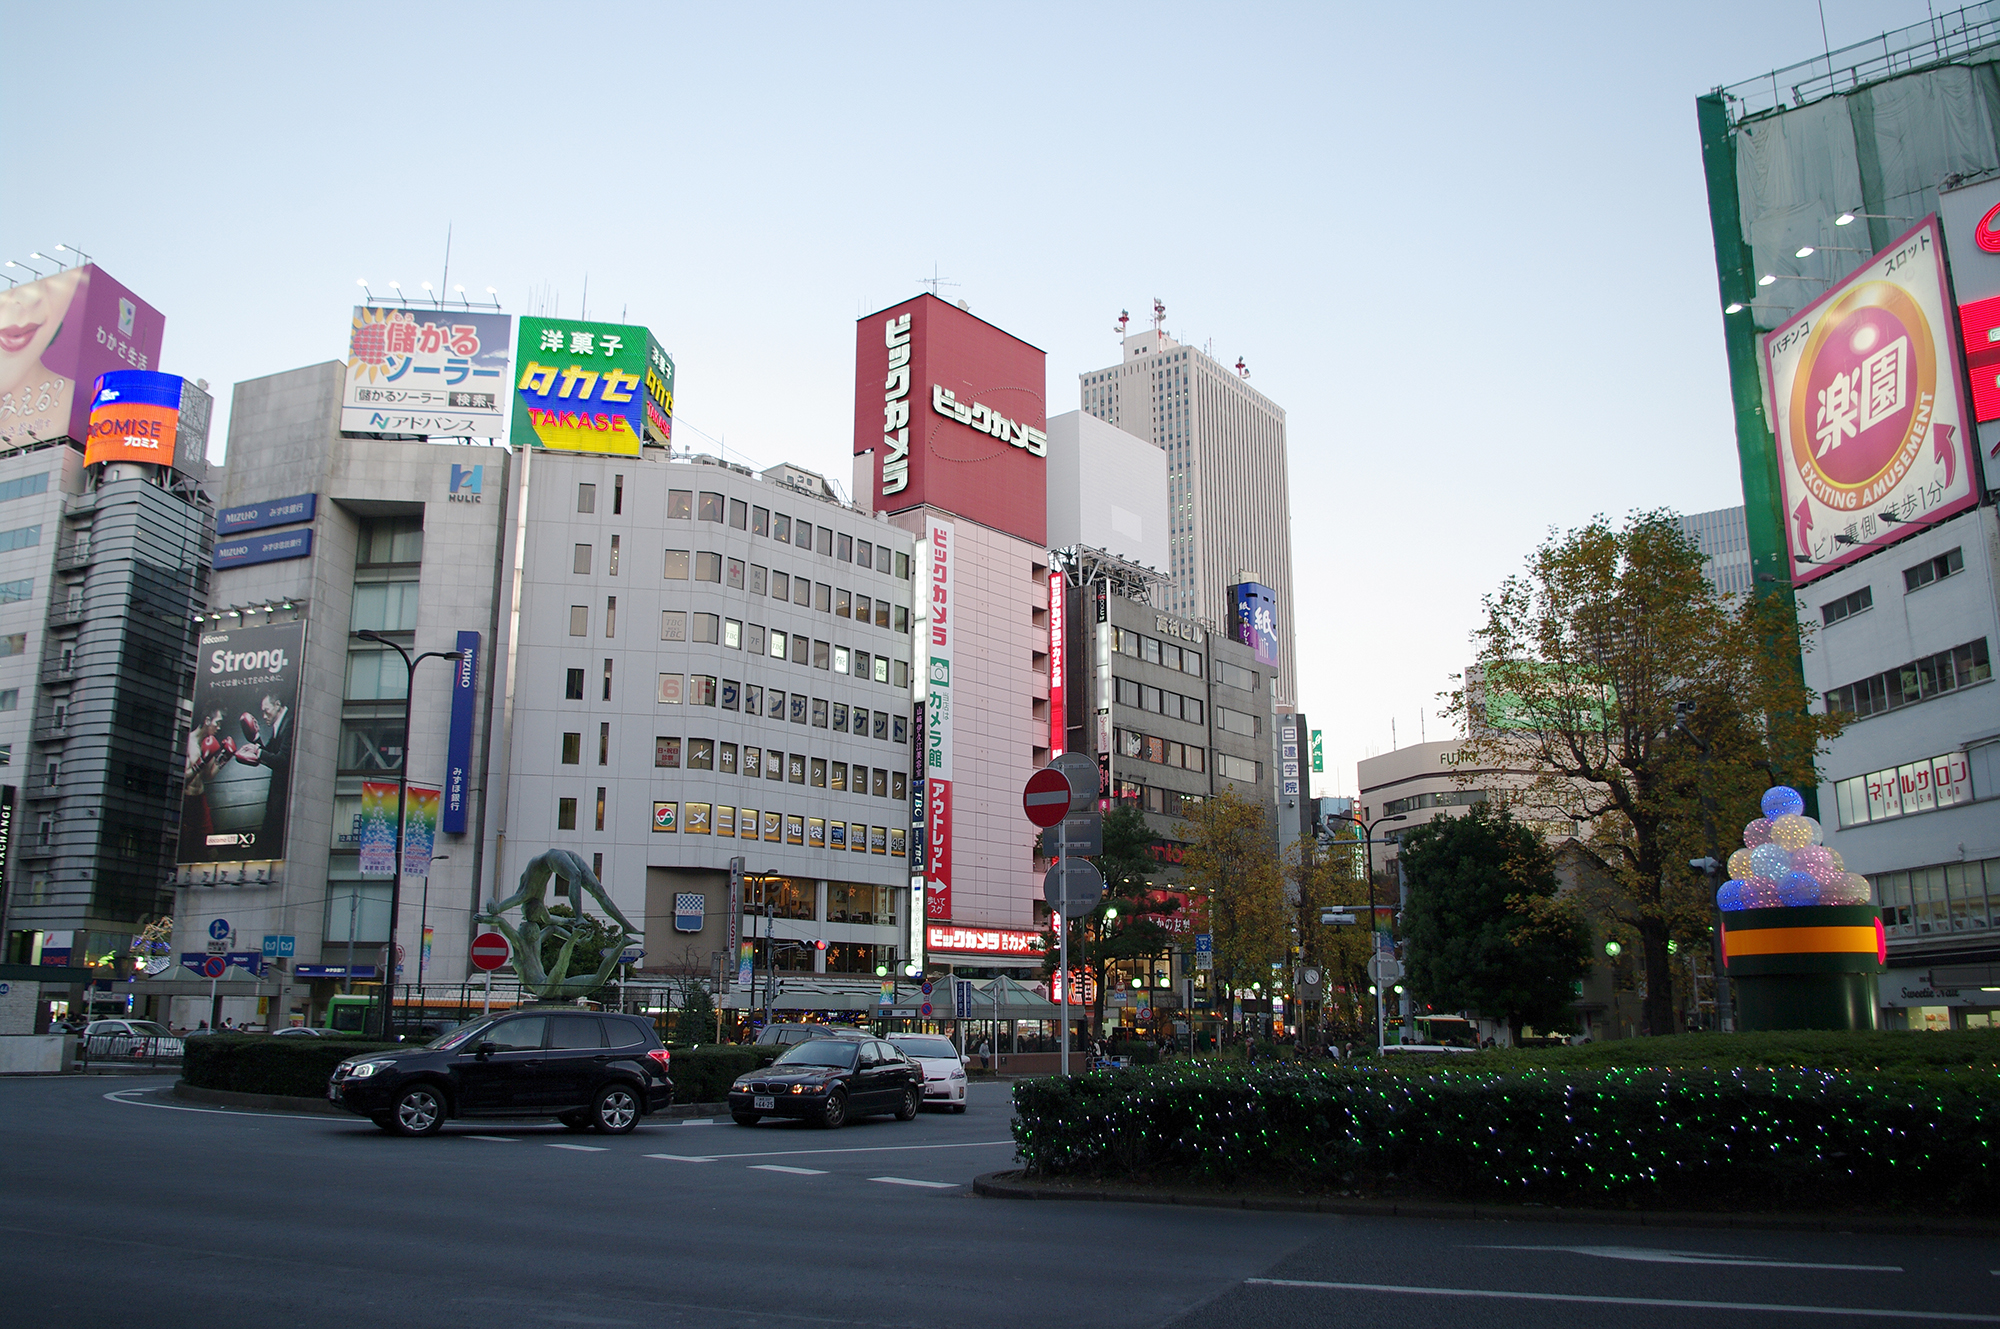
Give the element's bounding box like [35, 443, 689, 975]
[510, 316, 672, 456]
[852, 294, 1047, 545]
[0, 264, 164, 452]
[179, 621, 306, 865]
[86, 369, 184, 466]
[922, 515, 956, 922]
[1937, 177, 2000, 482]
[1229, 580, 1279, 667]
[342, 306, 511, 436]
[1762, 217, 1978, 584]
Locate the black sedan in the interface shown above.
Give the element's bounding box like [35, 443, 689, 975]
[728, 1037, 921, 1129]
[327, 1006, 673, 1136]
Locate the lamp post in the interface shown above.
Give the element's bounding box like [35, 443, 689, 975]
[1673, 707, 1736, 1033]
[355, 630, 461, 1040]
[1325, 812, 1406, 1051]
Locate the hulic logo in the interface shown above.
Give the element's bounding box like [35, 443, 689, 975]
[449, 463, 483, 503]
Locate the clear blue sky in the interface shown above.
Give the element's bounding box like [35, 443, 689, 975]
[6, 1, 1945, 796]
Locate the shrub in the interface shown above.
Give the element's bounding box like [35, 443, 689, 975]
[1011, 1060, 1999, 1214]
[667, 1045, 781, 1104]
[183, 1035, 400, 1099]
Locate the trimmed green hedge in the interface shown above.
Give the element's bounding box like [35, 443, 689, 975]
[183, 1035, 400, 1099]
[1441, 1029, 2000, 1076]
[667, 1045, 781, 1104]
[1012, 1061, 1999, 1214]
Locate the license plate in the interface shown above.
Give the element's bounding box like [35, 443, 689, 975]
[327, 1085, 339, 1100]
[753, 1095, 774, 1110]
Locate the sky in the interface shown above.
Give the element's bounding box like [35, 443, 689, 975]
[6, 0, 1951, 799]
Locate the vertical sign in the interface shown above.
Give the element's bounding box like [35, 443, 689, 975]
[1311, 729, 1324, 773]
[1047, 569, 1066, 756]
[358, 781, 399, 876]
[923, 516, 955, 921]
[401, 784, 440, 879]
[442, 630, 480, 834]
[909, 701, 927, 874]
[0, 785, 13, 917]
[728, 857, 749, 989]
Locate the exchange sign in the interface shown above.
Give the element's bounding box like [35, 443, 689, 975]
[1761, 217, 1978, 584]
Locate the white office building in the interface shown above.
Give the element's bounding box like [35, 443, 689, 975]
[1677, 505, 1754, 599]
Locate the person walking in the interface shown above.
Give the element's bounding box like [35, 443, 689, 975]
[977, 1037, 991, 1071]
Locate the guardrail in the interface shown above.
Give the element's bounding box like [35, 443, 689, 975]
[77, 1033, 185, 1071]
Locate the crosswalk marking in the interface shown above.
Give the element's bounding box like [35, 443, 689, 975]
[465, 1135, 518, 1142]
[546, 1143, 606, 1152]
[870, 1177, 957, 1189]
[750, 1164, 828, 1175]
[644, 1153, 717, 1163]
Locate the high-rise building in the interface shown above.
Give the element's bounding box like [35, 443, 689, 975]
[1676, 505, 1752, 599]
[1078, 318, 1297, 707]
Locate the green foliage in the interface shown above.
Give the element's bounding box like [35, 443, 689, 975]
[537, 903, 633, 998]
[675, 983, 717, 1043]
[1037, 801, 1181, 1026]
[1010, 1057, 1999, 1213]
[665, 1045, 781, 1104]
[1399, 803, 1590, 1038]
[1424, 1028, 2000, 1085]
[1289, 835, 1375, 1035]
[182, 1035, 400, 1099]
[1176, 787, 1284, 1003]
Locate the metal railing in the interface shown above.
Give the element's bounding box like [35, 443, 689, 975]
[1719, 3, 2000, 123]
[76, 1032, 185, 1071]
[54, 540, 91, 572]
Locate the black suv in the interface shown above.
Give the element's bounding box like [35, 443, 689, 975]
[328, 1006, 673, 1136]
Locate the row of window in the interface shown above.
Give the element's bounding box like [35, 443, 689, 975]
[650, 673, 910, 736]
[0, 578, 32, 602]
[1382, 788, 1489, 817]
[1112, 676, 1205, 726]
[1824, 638, 1990, 718]
[652, 738, 908, 799]
[1832, 751, 1973, 828]
[1112, 782, 1207, 817]
[648, 800, 909, 856]
[1116, 728, 1207, 773]
[0, 524, 39, 553]
[657, 548, 910, 629]
[592, 482, 912, 579]
[0, 632, 24, 657]
[734, 877, 901, 927]
[1110, 627, 1204, 678]
[0, 472, 48, 504]
[659, 615, 908, 686]
[1873, 855, 1999, 936]
[1820, 547, 1968, 629]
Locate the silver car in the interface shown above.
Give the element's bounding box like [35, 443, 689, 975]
[82, 1019, 185, 1059]
[886, 1034, 969, 1113]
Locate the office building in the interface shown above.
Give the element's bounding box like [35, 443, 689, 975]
[1677, 505, 1752, 599]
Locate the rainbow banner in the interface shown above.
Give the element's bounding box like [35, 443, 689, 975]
[358, 781, 399, 877]
[402, 784, 440, 879]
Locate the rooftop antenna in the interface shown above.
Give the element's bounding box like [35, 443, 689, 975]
[917, 264, 957, 297]
[580, 274, 588, 322]
[1235, 357, 1250, 378]
[1151, 297, 1166, 335]
[440, 222, 452, 305]
[1115, 309, 1130, 338]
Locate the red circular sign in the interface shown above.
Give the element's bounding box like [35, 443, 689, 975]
[1023, 768, 1072, 828]
[1978, 200, 2000, 253]
[1786, 281, 1937, 499]
[470, 932, 512, 972]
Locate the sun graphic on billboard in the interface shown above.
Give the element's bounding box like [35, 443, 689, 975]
[347, 306, 410, 385]
[1784, 282, 1936, 506]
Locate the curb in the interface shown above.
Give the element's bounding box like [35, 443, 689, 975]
[969, 1171, 2000, 1237]
[168, 1081, 731, 1121]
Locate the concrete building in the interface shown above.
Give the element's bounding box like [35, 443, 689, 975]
[1677, 505, 1753, 599]
[1078, 321, 1298, 707]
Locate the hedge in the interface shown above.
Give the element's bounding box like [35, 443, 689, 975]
[183, 1036, 400, 1099]
[1012, 1061, 1999, 1214]
[667, 1045, 782, 1104]
[1434, 1029, 2000, 1078]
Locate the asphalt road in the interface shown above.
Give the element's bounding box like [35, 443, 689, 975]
[1, 1074, 1994, 1329]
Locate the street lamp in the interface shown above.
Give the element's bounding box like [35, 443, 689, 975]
[355, 630, 461, 1040]
[1325, 811, 1406, 1052]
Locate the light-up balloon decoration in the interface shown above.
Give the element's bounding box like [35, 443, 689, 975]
[1716, 786, 1869, 910]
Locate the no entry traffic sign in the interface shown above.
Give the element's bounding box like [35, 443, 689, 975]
[470, 932, 512, 972]
[1023, 768, 1072, 828]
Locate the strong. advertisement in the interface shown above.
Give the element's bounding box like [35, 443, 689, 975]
[1761, 217, 1978, 584]
[179, 621, 306, 865]
[923, 515, 955, 922]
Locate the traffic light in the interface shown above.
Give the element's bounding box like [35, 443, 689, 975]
[814, 939, 827, 952]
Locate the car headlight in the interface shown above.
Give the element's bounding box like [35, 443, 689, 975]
[348, 1060, 394, 1078]
[950, 1070, 966, 1080]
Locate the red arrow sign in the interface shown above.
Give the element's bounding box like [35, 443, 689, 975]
[470, 932, 512, 972]
[1023, 768, 1073, 828]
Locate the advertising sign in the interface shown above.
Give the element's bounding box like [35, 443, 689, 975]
[1937, 176, 2000, 465]
[922, 516, 955, 921]
[357, 781, 399, 877]
[851, 294, 1048, 544]
[926, 925, 1043, 957]
[212, 527, 313, 570]
[217, 494, 316, 538]
[1762, 218, 1978, 583]
[179, 621, 306, 864]
[1229, 581, 1280, 667]
[510, 316, 672, 456]
[0, 264, 164, 452]
[1047, 569, 1066, 755]
[85, 369, 182, 466]
[342, 306, 510, 436]
[442, 630, 479, 834]
[401, 784, 439, 878]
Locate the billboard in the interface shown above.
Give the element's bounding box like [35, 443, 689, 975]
[442, 630, 479, 834]
[0, 264, 164, 451]
[218, 494, 316, 537]
[922, 515, 955, 922]
[1761, 217, 1979, 583]
[1938, 176, 2000, 481]
[1047, 569, 1066, 756]
[510, 316, 672, 456]
[212, 527, 313, 569]
[85, 369, 183, 466]
[852, 294, 1047, 544]
[179, 621, 306, 864]
[342, 306, 511, 436]
[1230, 580, 1279, 667]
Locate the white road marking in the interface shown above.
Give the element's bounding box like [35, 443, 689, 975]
[689, 1139, 1013, 1162]
[644, 1154, 717, 1163]
[750, 1164, 828, 1175]
[1243, 1279, 1999, 1323]
[102, 1089, 330, 1121]
[546, 1143, 606, 1152]
[1475, 1244, 1904, 1273]
[466, 1135, 519, 1143]
[870, 1177, 958, 1189]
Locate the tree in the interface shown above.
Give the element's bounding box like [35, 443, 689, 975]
[657, 942, 716, 1043]
[537, 902, 636, 999]
[1286, 836, 1373, 1038]
[1444, 510, 1842, 1035]
[1037, 803, 1178, 1030]
[1398, 803, 1590, 1042]
[1175, 787, 1283, 1029]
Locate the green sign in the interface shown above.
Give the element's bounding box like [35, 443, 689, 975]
[511, 316, 673, 456]
[1310, 729, 1323, 773]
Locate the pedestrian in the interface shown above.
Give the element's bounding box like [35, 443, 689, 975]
[196, 1020, 209, 1031]
[978, 1037, 990, 1071]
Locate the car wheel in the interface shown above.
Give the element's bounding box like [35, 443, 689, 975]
[558, 1111, 591, 1131]
[894, 1086, 920, 1121]
[390, 1084, 445, 1136]
[591, 1083, 641, 1135]
[816, 1089, 847, 1130]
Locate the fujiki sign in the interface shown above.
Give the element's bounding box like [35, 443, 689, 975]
[926, 925, 1043, 956]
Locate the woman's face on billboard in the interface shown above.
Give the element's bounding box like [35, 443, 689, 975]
[0, 269, 84, 396]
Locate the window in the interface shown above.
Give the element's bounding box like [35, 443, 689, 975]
[742, 746, 762, 778]
[351, 581, 419, 632]
[892, 771, 907, 800]
[773, 513, 791, 542]
[566, 668, 585, 700]
[1218, 753, 1261, 783]
[658, 673, 683, 704]
[596, 787, 606, 832]
[669, 490, 692, 519]
[357, 515, 423, 565]
[856, 539, 872, 568]
[699, 492, 724, 522]
[871, 768, 889, 798]
[1825, 639, 1991, 718]
[766, 750, 785, 781]
[853, 650, 871, 681]
[599, 722, 609, 765]
[695, 552, 722, 582]
[569, 606, 589, 637]
[894, 605, 908, 633]
[721, 679, 740, 710]
[790, 692, 808, 724]
[771, 570, 790, 600]
[791, 634, 808, 666]
[1904, 547, 1964, 592]
[889, 659, 904, 687]
[814, 583, 830, 613]
[895, 551, 909, 579]
[769, 629, 788, 660]
[654, 737, 680, 768]
[727, 558, 745, 590]
[689, 675, 718, 706]
[837, 533, 852, 562]
[0, 473, 47, 503]
[811, 758, 827, 787]
[0, 524, 41, 554]
[577, 483, 596, 513]
[0, 633, 24, 657]
[660, 611, 687, 642]
[795, 520, 813, 550]
[663, 549, 690, 580]
[750, 565, 767, 595]
[744, 684, 763, 717]
[724, 619, 742, 649]
[693, 613, 719, 644]
[817, 527, 832, 556]
[603, 658, 613, 700]
[558, 797, 578, 830]
[813, 698, 829, 728]
[561, 732, 581, 764]
[613, 475, 623, 514]
[1217, 661, 1258, 691]
[729, 498, 748, 530]
[850, 707, 868, 737]
[0, 579, 30, 603]
[831, 761, 847, 791]
[345, 649, 408, 700]
[789, 753, 807, 784]
[892, 715, 907, 744]
[871, 711, 888, 740]
[752, 506, 769, 536]
[835, 589, 851, 619]
[1832, 751, 1972, 827]
[813, 639, 830, 669]
[688, 739, 714, 770]
[833, 702, 849, 732]
[795, 578, 811, 607]
[609, 535, 620, 576]
[604, 596, 616, 638]
[1182, 652, 1203, 678]
[746, 624, 766, 656]
[875, 600, 890, 630]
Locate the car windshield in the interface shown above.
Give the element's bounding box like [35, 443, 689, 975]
[127, 1022, 173, 1037]
[429, 1019, 494, 1051]
[892, 1037, 959, 1059]
[776, 1040, 858, 1068]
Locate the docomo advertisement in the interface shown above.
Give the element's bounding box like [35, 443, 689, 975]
[0, 264, 164, 452]
[923, 515, 956, 922]
[179, 621, 306, 866]
[852, 294, 1048, 545]
[86, 369, 183, 466]
[343, 306, 510, 436]
[926, 925, 1044, 957]
[1762, 217, 1978, 583]
[511, 316, 673, 456]
[1047, 570, 1066, 756]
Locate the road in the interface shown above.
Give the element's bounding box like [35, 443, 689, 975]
[0, 1074, 1994, 1328]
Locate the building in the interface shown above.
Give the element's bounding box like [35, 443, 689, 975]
[1043, 409, 1168, 575]
[1677, 505, 1752, 599]
[1078, 315, 1298, 707]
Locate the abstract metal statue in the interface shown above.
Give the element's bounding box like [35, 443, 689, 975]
[477, 849, 642, 998]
